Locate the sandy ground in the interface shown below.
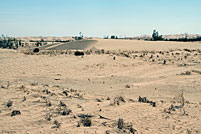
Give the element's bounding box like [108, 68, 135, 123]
[1, 39, 201, 134]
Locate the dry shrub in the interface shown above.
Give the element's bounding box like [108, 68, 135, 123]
[52, 120, 61, 128]
[110, 96, 126, 106]
[78, 114, 93, 127]
[172, 90, 185, 107]
[117, 118, 137, 134]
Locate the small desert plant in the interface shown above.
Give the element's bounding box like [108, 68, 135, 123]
[117, 118, 124, 129]
[125, 84, 131, 88]
[11, 110, 21, 116]
[60, 107, 72, 116]
[7, 100, 13, 108]
[117, 118, 137, 134]
[80, 117, 92, 127]
[52, 120, 61, 128]
[45, 112, 52, 121]
[78, 114, 93, 127]
[110, 96, 126, 106]
[45, 98, 52, 107]
[173, 90, 185, 107]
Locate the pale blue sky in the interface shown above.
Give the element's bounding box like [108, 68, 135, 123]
[0, 0, 201, 37]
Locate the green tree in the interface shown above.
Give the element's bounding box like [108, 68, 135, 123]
[152, 30, 163, 41]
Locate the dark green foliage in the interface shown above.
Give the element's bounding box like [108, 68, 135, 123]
[168, 36, 201, 42]
[0, 35, 21, 49]
[152, 30, 163, 41]
[111, 35, 118, 39]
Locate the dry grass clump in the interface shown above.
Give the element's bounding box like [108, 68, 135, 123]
[125, 84, 131, 88]
[7, 100, 13, 108]
[52, 120, 61, 128]
[60, 107, 72, 116]
[45, 98, 52, 107]
[164, 90, 187, 115]
[77, 114, 93, 127]
[0, 81, 10, 89]
[45, 112, 52, 121]
[172, 90, 185, 107]
[57, 101, 72, 116]
[110, 96, 126, 106]
[138, 96, 156, 107]
[180, 71, 191, 75]
[117, 118, 137, 134]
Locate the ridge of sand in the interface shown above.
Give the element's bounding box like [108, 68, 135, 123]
[0, 40, 201, 134]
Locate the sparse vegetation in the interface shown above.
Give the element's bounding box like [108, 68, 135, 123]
[117, 118, 137, 134]
[78, 114, 93, 127]
[52, 120, 61, 128]
[110, 96, 126, 106]
[111, 35, 118, 39]
[0, 35, 21, 49]
[7, 100, 13, 108]
[138, 96, 156, 107]
[11, 110, 21, 116]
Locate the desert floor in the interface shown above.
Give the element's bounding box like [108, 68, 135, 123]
[0, 39, 201, 134]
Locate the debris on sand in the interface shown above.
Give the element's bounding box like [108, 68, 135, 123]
[11, 110, 21, 116]
[99, 115, 111, 120]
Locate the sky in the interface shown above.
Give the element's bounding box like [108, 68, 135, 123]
[0, 0, 201, 37]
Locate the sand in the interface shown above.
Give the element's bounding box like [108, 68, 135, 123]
[0, 39, 201, 134]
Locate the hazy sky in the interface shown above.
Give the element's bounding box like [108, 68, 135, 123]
[0, 0, 201, 37]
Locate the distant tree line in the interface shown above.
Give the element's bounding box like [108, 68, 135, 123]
[104, 35, 118, 39]
[0, 35, 22, 49]
[151, 30, 201, 42]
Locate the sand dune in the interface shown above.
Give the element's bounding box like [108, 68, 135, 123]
[93, 39, 201, 51]
[1, 40, 201, 134]
[47, 40, 97, 50]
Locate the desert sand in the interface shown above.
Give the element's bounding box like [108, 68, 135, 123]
[1, 39, 201, 134]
